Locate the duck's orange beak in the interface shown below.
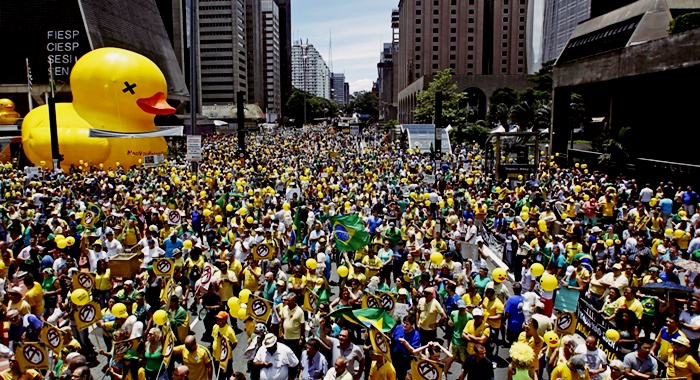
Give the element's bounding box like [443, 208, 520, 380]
[2, 104, 14, 110]
[136, 92, 176, 115]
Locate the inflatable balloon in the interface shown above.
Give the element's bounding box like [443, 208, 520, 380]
[282, 203, 291, 211]
[337, 265, 349, 278]
[246, 216, 254, 224]
[447, 198, 454, 205]
[650, 198, 658, 207]
[215, 215, 223, 223]
[530, 263, 545, 277]
[200, 191, 207, 198]
[605, 329, 620, 343]
[574, 185, 582, 193]
[665, 228, 674, 237]
[56, 239, 67, 249]
[606, 239, 614, 247]
[22, 48, 173, 170]
[492, 268, 507, 283]
[239, 289, 252, 304]
[71, 289, 89, 306]
[228, 298, 240, 315]
[306, 259, 317, 270]
[112, 303, 127, 318]
[540, 274, 558, 292]
[203, 209, 212, 217]
[237, 305, 248, 320]
[55, 234, 65, 242]
[183, 240, 193, 250]
[543, 331, 560, 348]
[430, 252, 443, 265]
[153, 310, 168, 326]
[674, 230, 685, 239]
[425, 200, 431, 207]
[66, 236, 76, 246]
[520, 212, 529, 221]
[239, 208, 247, 216]
[0, 99, 21, 125]
[538, 220, 547, 232]
[226, 204, 234, 212]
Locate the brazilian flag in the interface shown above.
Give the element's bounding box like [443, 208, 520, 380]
[85, 202, 106, 222]
[283, 209, 301, 263]
[329, 214, 371, 252]
[328, 307, 397, 333]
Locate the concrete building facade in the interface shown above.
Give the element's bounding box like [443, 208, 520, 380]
[197, 0, 248, 106]
[274, 0, 293, 119]
[245, 0, 265, 106]
[331, 73, 348, 105]
[262, 0, 281, 122]
[292, 42, 331, 100]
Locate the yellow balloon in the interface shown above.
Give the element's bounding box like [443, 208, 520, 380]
[200, 191, 207, 198]
[226, 204, 234, 212]
[540, 274, 558, 292]
[227, 296, 239, 312]
[239, 208, 248, 216]
[430, 252, 443, 265]
[282, 203, 291, 211]
[665, 228, 674, 237]
[66, 236, 76, 246]
[203, 209, 212, 217]
[246, 216, 254, 224]
[337, 265, 349, 278]
[237, 306, 248, 320]
[55, 234, 65, 242]
[306, 259, 317, 270]
[183, 240, 193, 250]
[447, 198, 454, 205]
[70, 289, 89, 306]
[574, 185, 582, 193]
[605, 239, 614, 247]
[153, 309, 168, 326]
[674, 230, 685, 239]
[492, 268, 507, 283]
[215, 215, 223, 223]
[605, 329, 620, 343]
[239, 289, 252, 304]
[425, 200, 431, 207]
[520, 213, 529, 221]
[530, 263, 544, 277]
[56, 239, 67, 249]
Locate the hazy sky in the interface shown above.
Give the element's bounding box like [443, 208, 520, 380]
[291, 0, 397, 94]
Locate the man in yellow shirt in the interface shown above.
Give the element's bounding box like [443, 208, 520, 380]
[279, 293, 305, 358]
[362, 251, 383, 279]
[172, 336, 213, 380]
[482, 288, 504, 343]
[242, 258, 262, 293]
[461, 307, 490, 355]
[23, 274, 44, 316]
[212, 311, 238, 379]
[417, 287, 447, 345]
[616, 287, 644, 320]
[368, 350, 396, 380]
[551, 355, 591, 380]
[666, 336, 700, 380]
[518, 319, 544, 372]
[6, 287, 31, 316]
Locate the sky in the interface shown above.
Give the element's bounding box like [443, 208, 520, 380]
[291, 0, 397, 94]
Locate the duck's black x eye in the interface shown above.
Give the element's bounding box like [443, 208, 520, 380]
[122, 81, 137, 94]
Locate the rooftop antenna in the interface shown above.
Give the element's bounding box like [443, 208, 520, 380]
[328, 28, 333, 74]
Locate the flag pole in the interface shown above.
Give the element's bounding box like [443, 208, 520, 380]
[25, 58, 33, 111]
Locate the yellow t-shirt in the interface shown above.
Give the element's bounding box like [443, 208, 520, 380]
[551, 363, 591, 380]
[402, 261, 419, 283]
[242, 266, 261, 292]
[667, 349, 700, 379]
[417, 298, 444, 331]
[212, 324, 238, 355]
[25, 282, 44, 315]
[655, 328, 686, 363]
[463, 319, 490, 354]
[172, 345, 211, 380]
[615, 296, 643, 320]
[482, 297, 504, 330]
[8, 300, 31, 316]
[518, 332, 544, 371]
[0, 368, 42, 380]
[462, 293, 482, 309]
[565, 243, 582, 263]
[369, 361, 396, 380]
[362, 256, 383, 278]
[280, 305, 305, 340]
[95, 269, 112, 291]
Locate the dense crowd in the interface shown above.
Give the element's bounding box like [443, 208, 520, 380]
[0, 125, 699, 380]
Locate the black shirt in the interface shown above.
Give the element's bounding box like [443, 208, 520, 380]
[463, 354, 495, 380]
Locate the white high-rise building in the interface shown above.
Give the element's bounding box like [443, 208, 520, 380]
[262, 0, 281, 122]
[292, 41, 331, 100]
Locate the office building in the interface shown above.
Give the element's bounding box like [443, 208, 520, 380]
[262, 0, 281, 122]
[292, 41, 331, 99]
[396, 0, 530, 93]
[331, 73, 348, 105]
[197, 0, 248, 106]
[274, 0, 293, 117]
[542, 0, 591, 62]
[246, 0, 265, 105]
[590, 0, 637, 18]
[377, 42, 398, 121]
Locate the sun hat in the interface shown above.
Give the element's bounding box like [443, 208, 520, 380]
[263, 333, 277, 348]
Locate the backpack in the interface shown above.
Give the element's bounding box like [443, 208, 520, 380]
[189, 264, 201, 281]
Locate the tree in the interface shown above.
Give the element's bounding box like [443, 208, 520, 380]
[347, 91, 379, 120]
[528, 60, 555, 94]
[488, 86, 519, 126]
[413, 69, 467, 127]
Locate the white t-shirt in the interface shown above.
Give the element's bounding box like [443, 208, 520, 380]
[680, 311, 700, 340]
[465, 224, 478, 243]
[521, 268, 536, 292]
[575, 345, 608, 380]
[254, 343, 300, 380]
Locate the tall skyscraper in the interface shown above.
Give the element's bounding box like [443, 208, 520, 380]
[197, 0, 248, 106]
[274, 0, 292, 117]
[590, 0, 637, 18]
[330, 73, 347, 104]
[292, 41, 331, 99]
[377, 42, 397, 121]
[397, 0, 530, 92]
[542, 0, 591, 62]
[246, 0, 265, 105]
[262, 0, 281, 122]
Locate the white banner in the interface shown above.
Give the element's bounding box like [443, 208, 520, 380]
[89, 126, 183, 138]
[186, 135, 202, 162]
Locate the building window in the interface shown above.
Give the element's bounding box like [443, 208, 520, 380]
[502, 51, 507, 56]
[503, 25, 508, 31]
[517, 58, 524, 64]
[467, 63, 474, 68]
[468, 36, 474, 42]
[450, 63, 456, 69]
[503, 33, 508, 39]
[416, 0, 421, 4]
[432, 54, 438, 60]
[504, 0, 509, 4]
[451, 0, 457, 4]
[469, 8, 475, 14]
[415, 45, 421, 51]
[433, 9, 439, 14]
[502, 42, 508, 47]
[519, 25, 525, 30]
[450, 45, 456, 51]
[519, 33, 525, 39]
[450, 27, 457, 33]
[520, 8, 525, 13]
[434, 0, 439, 5]
[518, 42, 524, 47]
[416, 54, 421, 60]
[416, 28, 422, 33]
[469, 0, 474, 4]
[433, 45, 439, 51]
[520, 16, 525, 22]
[450, 18, 457, 23]
[468, 54, 474, 59]
[504, 8, 509, 13]
[433, 36, 439, 42]
[434, 18, 439, 23]
[433, 27, 439, 33]
[468, 45, 474, 51]
[468, 71, 474, 75]
[416, 73, 421, 79]
[416, 18, 422, 24]
[518, 50, 524, 56]
[518, 67, 523, 73]
[451, 9, 457, 14]
[449, 54, 456, 60]
[416, 9, 421, 15]
[416, 37, 421, 42]
[520, 0, 526, 4]
[450, 36, 457, 42]
[502, 59, 507, 64]
[415, 64, 421, 69]
[503, 17, 509, 22]
[468, 27, 474, 33]
[432, 63, 438, 69]
[468, 17, 475, 23]
[501, 67, 507, 73]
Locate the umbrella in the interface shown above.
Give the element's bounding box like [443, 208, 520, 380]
[641, 282, 692, 294]
[673, 259, 700, 273]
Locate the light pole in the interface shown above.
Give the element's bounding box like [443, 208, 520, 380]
[299, 43, 310, 126]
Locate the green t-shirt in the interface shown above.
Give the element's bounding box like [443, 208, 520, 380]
[451, 310, 473, 345]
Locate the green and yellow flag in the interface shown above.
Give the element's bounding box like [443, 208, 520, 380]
[329, 214, 371, 252]
[411, 356, 445, 380]
[328, 307, 397, 333]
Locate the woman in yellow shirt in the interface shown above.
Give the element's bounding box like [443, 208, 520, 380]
[242, 258, 262, 292]
[94, 259, 112, 308]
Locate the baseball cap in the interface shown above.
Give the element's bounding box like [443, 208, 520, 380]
[216, 311, 229, 319]
[569, 355, 587, 377]
[612, 263, 623, 270]
[565, 266, 575, 276]
[456, 299, 467, 309]
[472, 308, 484, 317]
[398, 288, 409, 296]
[276, 279, 286, 287]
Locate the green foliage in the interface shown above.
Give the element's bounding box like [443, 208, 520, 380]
[569, 93, 586, 130]
[450, 123, 491, 146]
[285, 88, 342, 126]
[347, 91, 379, 120]
[595, 126, 632, 165]
[414, 69, 467, 126]
[669, 12, 700, 34]
[381, 119, 399, 131]
[489, 87, 519, 110]
[528, 60, 555, 94]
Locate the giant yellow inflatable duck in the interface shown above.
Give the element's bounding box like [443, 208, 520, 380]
[22, 47, 175, 170]
[0, 99, 21, 125]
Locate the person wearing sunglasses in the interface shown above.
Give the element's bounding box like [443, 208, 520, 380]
[0, 355, 42, 380]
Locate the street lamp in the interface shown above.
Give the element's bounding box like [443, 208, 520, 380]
[299, 44, 310, 126]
